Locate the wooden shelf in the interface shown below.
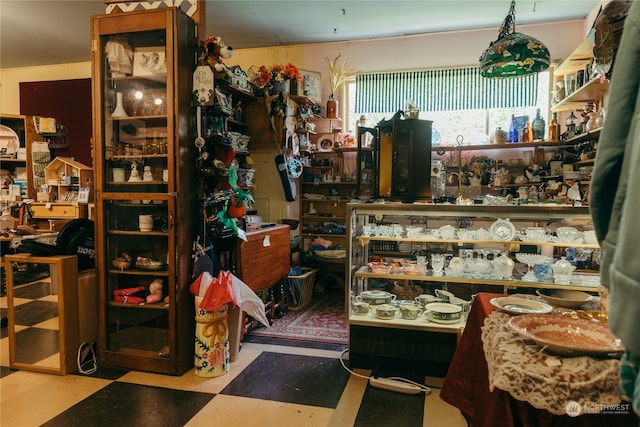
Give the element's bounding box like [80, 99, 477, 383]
[555, 37, 594, 76]
[551, 78, 609, 112]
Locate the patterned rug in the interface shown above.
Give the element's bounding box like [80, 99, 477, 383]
[247, 290, 348, 344]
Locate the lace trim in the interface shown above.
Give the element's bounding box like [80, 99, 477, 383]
[482, 309, 621, 415]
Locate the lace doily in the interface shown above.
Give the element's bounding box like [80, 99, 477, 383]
[482, 309, 621, 415]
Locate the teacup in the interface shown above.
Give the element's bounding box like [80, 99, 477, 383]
[435, 289, 454, 303]
[352, 301, 370, 315]
[400, 305, 423, 320]
[449, 296, 472, 314]
[374, 304, 398, 320]
[415, 294, 441, 306]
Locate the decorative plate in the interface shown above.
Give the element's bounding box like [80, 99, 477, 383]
[508, 314, 624, 356]
[318, 136, 334, 152]
[536, 289, 594, 309]
[490, 296, 552, 315]
[489, 218, 516, 241]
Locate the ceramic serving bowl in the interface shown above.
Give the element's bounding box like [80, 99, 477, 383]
[368, 262, 392, 274]
[424, 302, 462, 322]
[358, 290, 396, 305]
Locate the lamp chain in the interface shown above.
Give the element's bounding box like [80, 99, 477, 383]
[498, 0, 517, 39]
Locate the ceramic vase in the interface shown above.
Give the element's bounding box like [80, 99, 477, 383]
[112, 92, 128, 118]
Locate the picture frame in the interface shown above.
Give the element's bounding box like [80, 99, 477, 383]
[133, 47, 167, 77]
[215, 89, 233, 115]
[77, 187, 91, 203]
[294, 69, 322, 104]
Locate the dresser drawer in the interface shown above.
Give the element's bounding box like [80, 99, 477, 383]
[30, 203, 87, 219]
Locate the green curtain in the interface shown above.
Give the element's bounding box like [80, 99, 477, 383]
[355, 66, 538, 113]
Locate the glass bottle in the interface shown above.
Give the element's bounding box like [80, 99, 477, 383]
[522, 120, 534, 142]
[566, 111, 580, 135]
[326, 94, 338, 118]
[508, 114, 518, 143]
[532, 108, 545, 141]
[548, 112, 560, 141]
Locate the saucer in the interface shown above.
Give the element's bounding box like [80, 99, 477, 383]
[425, 314, 462, 324]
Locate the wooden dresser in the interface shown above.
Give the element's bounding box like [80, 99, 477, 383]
[235, 224, 291, 320]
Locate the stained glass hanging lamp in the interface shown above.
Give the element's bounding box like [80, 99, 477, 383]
[479, 0, 550, 78]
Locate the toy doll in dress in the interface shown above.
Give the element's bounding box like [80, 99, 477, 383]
[128, 161, 142, 182]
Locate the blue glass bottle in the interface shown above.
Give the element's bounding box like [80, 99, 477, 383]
[508, 114, 518, 143]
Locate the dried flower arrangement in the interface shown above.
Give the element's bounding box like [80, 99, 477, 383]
[325, 55, 353, 95]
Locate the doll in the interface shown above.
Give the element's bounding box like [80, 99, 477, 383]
[146, 279, 163, 304]
[128, 161, 142, 182]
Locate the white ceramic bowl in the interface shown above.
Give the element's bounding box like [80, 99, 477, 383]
[424, 302, 462, 321]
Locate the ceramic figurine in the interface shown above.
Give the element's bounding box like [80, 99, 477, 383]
[128, 161, 142, 182]
[143, 165, 154, 181]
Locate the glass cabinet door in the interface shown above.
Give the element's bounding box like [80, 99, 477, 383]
[100, 29, 173, 193]
[103, 198, 173, 355]
[92, 7, 196, 374]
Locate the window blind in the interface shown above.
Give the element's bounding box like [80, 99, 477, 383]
[355, 67, 538, 113]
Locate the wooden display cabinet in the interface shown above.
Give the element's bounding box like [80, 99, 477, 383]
[0, 114, 39, 200]
[91, 7, 197, 375]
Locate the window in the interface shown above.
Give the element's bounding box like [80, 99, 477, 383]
[346, 67, 549, 146]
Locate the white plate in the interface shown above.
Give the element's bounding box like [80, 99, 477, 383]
[490, 296, 553, 315]
[509, 314, 624, 356]
[490, 218, 516, 241]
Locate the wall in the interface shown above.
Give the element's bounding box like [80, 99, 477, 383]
[0, 20, 588, 223]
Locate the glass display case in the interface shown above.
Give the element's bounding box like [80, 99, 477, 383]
[346, 203, 600, 334]
[91, 7, 196, 375]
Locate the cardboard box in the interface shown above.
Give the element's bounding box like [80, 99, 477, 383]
[36, 192, 54, 202]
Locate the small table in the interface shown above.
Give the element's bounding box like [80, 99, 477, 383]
[440, 292, 638, 426]
[305, 253, 345, 289]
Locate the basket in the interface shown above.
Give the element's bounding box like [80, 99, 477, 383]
[286, 267, 318, 311]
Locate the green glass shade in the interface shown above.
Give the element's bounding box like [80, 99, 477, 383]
[480, 32, 551, 78]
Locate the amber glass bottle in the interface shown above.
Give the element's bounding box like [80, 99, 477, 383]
[548, 112, 560, 141]
[522, 120, 534, 142]
[326, 94, 338, 118]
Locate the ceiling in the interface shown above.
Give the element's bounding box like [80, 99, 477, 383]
[0, 0, 599, 69]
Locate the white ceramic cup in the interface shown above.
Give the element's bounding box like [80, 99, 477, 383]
[162, 169, 169, 182]
[139, 214, 154, 232]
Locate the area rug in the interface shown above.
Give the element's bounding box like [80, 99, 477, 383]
[247, 290, 348, 344]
